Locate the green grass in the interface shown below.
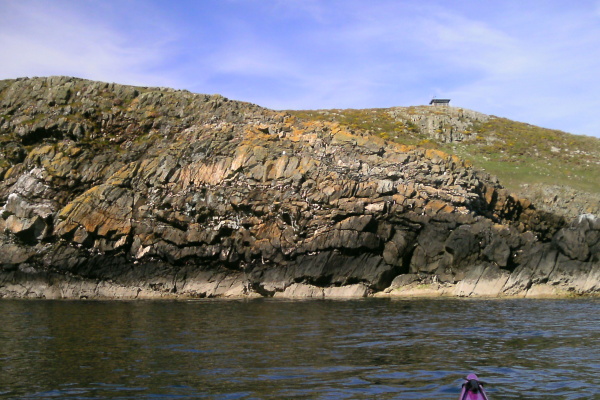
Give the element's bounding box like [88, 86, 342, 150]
[454, 117, 600, 194]
[289, 108, 430, 146]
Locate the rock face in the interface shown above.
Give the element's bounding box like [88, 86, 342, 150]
[387, 106, 489, 143]
[0, 76, 598, 299]
[518, 183, 600, 218]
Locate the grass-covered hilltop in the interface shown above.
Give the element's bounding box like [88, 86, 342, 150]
[0, 76, 599, 299]
[289, 106, 600, 218]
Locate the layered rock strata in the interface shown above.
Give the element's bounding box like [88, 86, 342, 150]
[0, 77, 598, 299]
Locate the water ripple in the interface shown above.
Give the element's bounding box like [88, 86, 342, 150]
[0, 298, 599, 399]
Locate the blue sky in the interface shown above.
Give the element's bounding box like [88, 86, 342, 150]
[2, 0, 600, 138]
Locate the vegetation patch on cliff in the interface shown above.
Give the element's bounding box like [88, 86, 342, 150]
[288, 106, 600, 217]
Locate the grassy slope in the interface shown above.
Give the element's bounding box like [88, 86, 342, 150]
[288, 108, 600, 195]
[463, 118, 600, 194]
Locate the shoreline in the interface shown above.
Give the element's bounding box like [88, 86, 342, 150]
[1, 272, 597, 300]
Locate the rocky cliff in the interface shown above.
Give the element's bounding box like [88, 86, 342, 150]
[0, 77, 598, 299]
[289, 106, 600, 220]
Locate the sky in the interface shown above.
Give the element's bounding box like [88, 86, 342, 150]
[1, 0, 600, 138]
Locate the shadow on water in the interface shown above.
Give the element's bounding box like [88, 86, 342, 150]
[0, 298, 599, 399]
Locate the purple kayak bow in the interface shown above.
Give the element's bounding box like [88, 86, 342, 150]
[459, 373, 490, 400]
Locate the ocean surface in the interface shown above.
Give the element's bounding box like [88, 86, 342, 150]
[0, 298, 598, 399]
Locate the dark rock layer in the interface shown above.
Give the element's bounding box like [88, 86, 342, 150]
[0, 76, 598, 298]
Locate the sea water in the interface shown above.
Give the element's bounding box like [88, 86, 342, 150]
[0, 298, 598, 399]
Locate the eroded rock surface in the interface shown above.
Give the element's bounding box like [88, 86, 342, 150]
[387, 106, 489, 143]
[0, 77, 598, 298]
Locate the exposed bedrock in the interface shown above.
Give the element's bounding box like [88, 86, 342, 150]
[0, 77, 597, 298]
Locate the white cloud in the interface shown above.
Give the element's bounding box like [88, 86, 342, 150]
[207, 38, 298, 78]
[335, 1, 600, 137]
[0, 1, 183, 88]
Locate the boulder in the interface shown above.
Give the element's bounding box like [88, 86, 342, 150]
[553, 227, 589, 261]
[5, 215, 48, 243]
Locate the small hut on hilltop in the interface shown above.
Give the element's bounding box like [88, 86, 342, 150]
[429, 98, 451, 107]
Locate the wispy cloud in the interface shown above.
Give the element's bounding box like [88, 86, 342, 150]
[0, 1, 183, 88]
[433, 3, 600, 135]
[326, 1, 600, 136]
